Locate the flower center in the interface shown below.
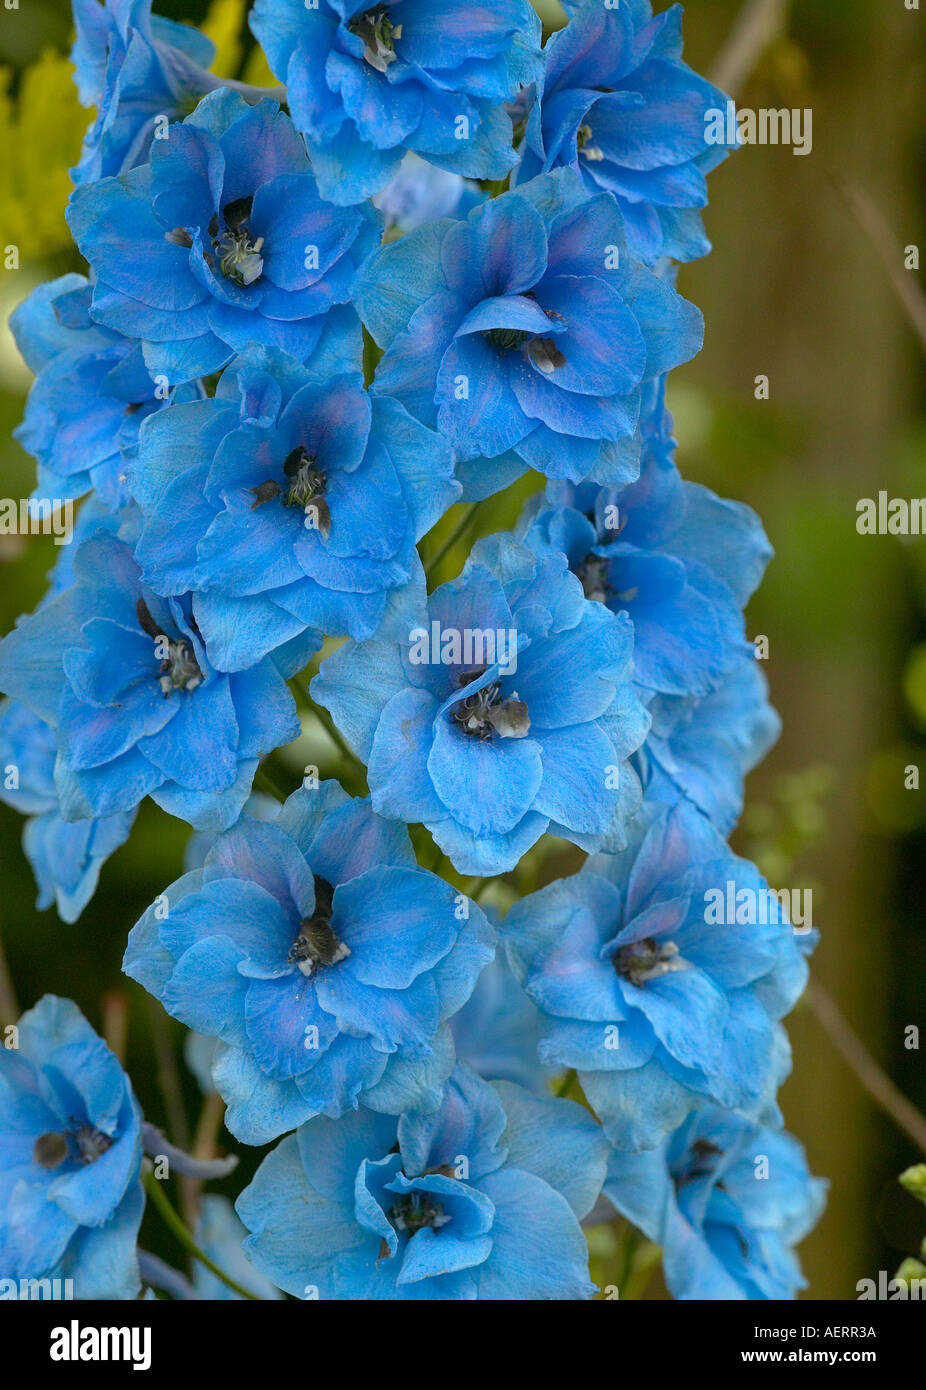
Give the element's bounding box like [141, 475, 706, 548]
[484, 327, 530, 353]
[577, 554, 613, 604]
[483, 326, 567, 375]
[615, 936, 688, 986]
[288, 875, 350, 977]
[577, 554, 639, 606]
[210, 196, 264, 287]
[577, 124, 605, 162]
[33, 1122, 113, 1170]
[136, 598, 204, 696]
[449, 667, 530, 741]
[249, 447, 331, 538]
[350, 4, 403, 73]
[674, 1138, 725, 1191]
[387, 1191, 451, 1237]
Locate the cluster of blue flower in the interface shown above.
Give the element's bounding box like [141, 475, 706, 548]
[0, 0, 825, 1301]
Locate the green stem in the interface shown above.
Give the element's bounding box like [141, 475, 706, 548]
[424, 501, 487, 581]
[621, 1240, 662, 1301]
[254, 764, 289, 802]
[466, 877, 491, 902]
[309, 696, 368, 785]
[555, 1069, 576, 1099]
[143, 1171, 260, 1301]
[427, 844, 453, 878]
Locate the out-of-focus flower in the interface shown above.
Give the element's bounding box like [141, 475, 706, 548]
[0, 995, 144, 1298]
[603, 1106, 826, 1299]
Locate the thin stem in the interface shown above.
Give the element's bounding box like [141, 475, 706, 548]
[614, 1224, 641, 1293]
[101, 990, 129, 1064]
[308, 695, 368, 785]
[254, 763, 289, 802]
[0, 913, 19, 1031]
[555, 1069, 576, 1100]
[806, 976, 926, 1157]
[832, 179, 926, 354]
[146, 999, 189, 1154]
[182, 1091, 227, 1232]
[621, 1240, 662, 1302]
[710, 0, 790, 96]
[143, 1172, 260, 1301]
[428, 845, 453, 878]
[424, 501, 487, 581]
[466, 877, 491, 902]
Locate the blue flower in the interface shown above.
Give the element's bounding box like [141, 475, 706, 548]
[0, 995, 144, 1299]
[11, 274, 200, 511]
[515, 377, 775, 832]
[123, 782, 495, 1144]
[373, 153, 484, 234]
[452, 952, 550, 1094]
[519, 379, 767, 700]
[192, 1196, 284, 1300]
[236, 1064, 608, 1299]
[67, 89, 380, 385]
[129, 348, 458, 667]
[603, 1107, 826, 1299]
[358, 169, 703, 499]
[71, 0, 220, 186]
[0, 698, 135, 923]
[503, 799, 813, 1151]
[312, 532, 650, 876]
[641, 657, 780, 836]
[521, 0, 734, 264]
[0, 527, 304, 832]
[249, 0, 542, 204]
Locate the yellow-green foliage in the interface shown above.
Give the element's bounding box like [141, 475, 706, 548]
[0, 51, 84, 258]
[201, 0, 247, 78]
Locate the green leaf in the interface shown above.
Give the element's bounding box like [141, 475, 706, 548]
[0, 51, 84, 258]
[899, 1164, 926, 1207]
[201, 0, 247, 78]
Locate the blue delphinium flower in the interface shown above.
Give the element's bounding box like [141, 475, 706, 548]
[236, 1063, 608, 1299]
[67, 89, 380, 385]
[641, 657, 780, 836]
[192, 1196, 284, 1300]
[11, 274, 201, 511]
[358, 169, 703, 499]
[603, 1106, 826, 1299]
[312, 532, 650, 876]
[451, 951, 550, 1094]
[373, 153, 483, 234]
[519, 380, 767, 701]
[71, 0, 220, 186]
[516, 377, 775, 832]
[249, 0, 542, 205]
[123, 782, 495, 1144]
[518, 0, 735, 265]
[129, 348, 458, 668]
[503, 799, 813, 1151]
[0, 528, 304, 832]
[0, 995, 144, 1299]
[0, 699, 135, 923]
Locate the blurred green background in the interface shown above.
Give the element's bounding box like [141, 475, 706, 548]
[1, 0, 925, 1299]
